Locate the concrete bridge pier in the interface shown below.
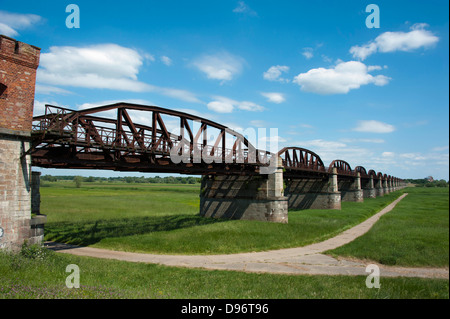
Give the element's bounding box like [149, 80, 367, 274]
[339, 172, 364, 202]
[375, 178, 384, 197]
[362, 175, 377, 198]
[199, 157, 288, 223]
[283, 168, 341, 211]
[383, 179, 390, 194]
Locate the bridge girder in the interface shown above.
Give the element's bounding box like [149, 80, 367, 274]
[29, 103, 403, 181]
[30, 103, 271, 175]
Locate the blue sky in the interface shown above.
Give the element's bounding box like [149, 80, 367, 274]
[1, 0, 448, 179]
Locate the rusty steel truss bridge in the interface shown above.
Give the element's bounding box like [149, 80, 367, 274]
[28, 103, 402, 184]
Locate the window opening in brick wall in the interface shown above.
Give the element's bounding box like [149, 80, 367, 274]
[0, 83, 7, 98]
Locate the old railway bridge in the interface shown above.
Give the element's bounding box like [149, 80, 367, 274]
[0, 35, 405, 250]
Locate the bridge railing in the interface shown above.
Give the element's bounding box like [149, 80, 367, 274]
[32, 105, 75, 133]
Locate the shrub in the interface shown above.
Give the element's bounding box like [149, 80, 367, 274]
[20, 242, 53, 260]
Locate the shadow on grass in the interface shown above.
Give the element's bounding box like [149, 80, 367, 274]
[45, 214, 228, 247]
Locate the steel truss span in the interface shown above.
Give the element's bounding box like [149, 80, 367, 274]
[29, 103, 402, 182]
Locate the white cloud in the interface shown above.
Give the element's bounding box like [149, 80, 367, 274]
[353, 120, 395, 133]
[238, 101, 264, 112]
[382, 151, 395, 157]
[350, 23, 439, 60]
[340, 138, 385, 144]
[432, 146, 449, 152]
[161, 55, 172, 66]
[35, 84, 73, 95]
[300, 139, 347, 150]
[233, 1, 257, 16]
[192, 52, 244, 82]
[38, 44, 151, 92]
[207, 100, 234, 113]
[261, 92, 285, 104]
[0, 11, 42, 37]
[36, 43, 201, 103]
[293, 61, 390, 95]
[143, 53, 155, 62]
[263, 65, 290, 82]
[367, 65, 382, 71]
[302, 47, 314, 59]
[0, 23, 18, 37]
[207, 96, 264, 113]
[156, 87, 200, 103]
[249, 120, 267, 127]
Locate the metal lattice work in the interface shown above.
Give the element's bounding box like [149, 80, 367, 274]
[29, 102, 403, 182]
[354, 166, 368, 177]
[30, 103, 272, 175]
[277, 147, 326, 173]
[328, 159, 354, 176]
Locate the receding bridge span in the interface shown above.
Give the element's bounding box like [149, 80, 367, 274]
[28, 103, 405, 223]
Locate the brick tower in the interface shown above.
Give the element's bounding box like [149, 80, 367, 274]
[0, 35, 41, 251]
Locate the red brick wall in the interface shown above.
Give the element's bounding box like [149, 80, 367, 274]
[0, 35, 40, 251]
[0, 35, 40, 133]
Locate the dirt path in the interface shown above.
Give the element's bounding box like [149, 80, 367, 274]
[46, 193, 449, 279]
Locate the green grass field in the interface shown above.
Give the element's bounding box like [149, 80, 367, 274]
[41, 181, 411, 255]
[0, 248, 448, 299]
[1, 181, 448, 299]
[327, 187, 449, 267]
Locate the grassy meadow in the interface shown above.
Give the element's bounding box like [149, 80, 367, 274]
[41, 180, 411, 255]
[327, 187, 449, 267]
[1, 180, 448, 299]
[1, 248, 448, 299]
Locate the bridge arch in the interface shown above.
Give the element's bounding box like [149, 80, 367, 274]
[368, 169, 377, 178]
[277, 147, 326, 172]
[354, 166, 368, 177]
[329, 159, 354, 175]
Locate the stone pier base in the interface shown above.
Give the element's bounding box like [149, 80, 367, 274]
[287, 192, 341, 210]
[199, 158, 288, 223]
[284, 168, 341, 210]
[363, 188, 377, 198]
[29, 214, 47, 245]
[200, 196, 288, 223]
[341, 189, 364, 202]
[375, 187, 384, 197]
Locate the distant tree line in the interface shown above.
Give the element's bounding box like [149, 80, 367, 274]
[40, 175, 449, 188]
[40, 175, 201, 185]
[404, 178, 449, 188]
